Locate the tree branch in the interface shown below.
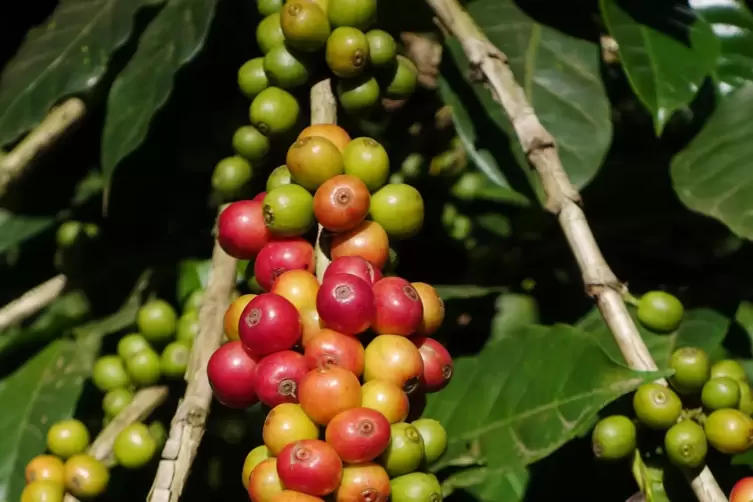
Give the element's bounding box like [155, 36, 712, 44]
[0, 98, 86, 197]
[424, 1, 727, 501]
[0, 274, 67, 332]
[147, 207, 237, 502]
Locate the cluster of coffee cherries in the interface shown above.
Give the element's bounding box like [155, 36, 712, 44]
[21, 417, 166, 501]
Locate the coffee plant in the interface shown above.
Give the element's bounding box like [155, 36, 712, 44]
[4, 0, 753, 501]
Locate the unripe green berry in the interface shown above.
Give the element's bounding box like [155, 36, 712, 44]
[411, 418, 447, 464]
[47, 419, 90, 459]
[126, 349, 162, 386]
[137, 299, 177, 345]
[632, 383, 682, 430]
[636, 291, 684, 332]
[103, 388, 135, 417]
[161, 341, 191, 379]
[665, 420, 707, 468]
[113, 423, 157, 469]
[92, 355, 130, 392]
[704, 408, 753, 454]
[669, 347, 710, 395]
[711, 359, 748, 383]
[591, 415, 636, 460]
[702, 377, 741, 411]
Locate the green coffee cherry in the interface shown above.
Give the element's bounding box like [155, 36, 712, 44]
[591, 415, 636, 460]
[632, 383, 682, 430]
[702, 377, 741, 411]
[664, 420, 707, 468]
[636, 291, 684, 332]
[669, 347, 710, 395]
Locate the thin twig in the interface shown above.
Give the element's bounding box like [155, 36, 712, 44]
[424, 1, 726, 501]
[310, 79, 337, 281]
[148, 207, 237, 502]
[63, 386, 169, 502]
[0, 274, 67, 332]
[0, 98, 86, 197]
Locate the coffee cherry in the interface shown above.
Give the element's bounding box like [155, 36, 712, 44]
[313, 174, 370, 232]
[148, 421, 167, 451]
[240, 293, 302, 355]
[327, 0, 376, 30]
[390, 472, 442, 502]
[286, 136, 345, 191]
[325, 407, 391, 463]
[271, 269, 319, 311]
[298, 124, 351, 152]
[710, 359, 748, 382]
[702, 377, 741, 410]
[271, 491, 325, 502]
[342, 137, 389, 192]
[26, 455, 65, 484]
[218, 200, 273, 259]
[304, 328, 365, 375]
[590, 415, 635, 461]
[731, 477, 753, 502]
[257, 13, 286, 54]
[739, 382, 753, 416]
[255, 350, 309, 407]
[369, 184, 424, 239]
[92, 355, 130, 392]
[664, 420, 707, 468]
[258, 0, 284, 15]
[254, 238, 316, 291]
[207, 340, 259, 408]
[22, 480, 64, 502]
[251, 87, 301, 136]
[113, 422, 157, 469]
[331, 220, 389, 270]
[300, 307, 325, 347]
[379, 422, 424, 477]
[268, 165, 293, 191]
[411, 283, 445, 336]
[243, 445, 272, 490]
[161, 341, 190, 379]
[224, 294, 257, 342]
[63, 454, 109, 498]
[263, 184, 315, 237]
[103, 388, 134, 417]
[250, 457, 285, 502]
[372, 277, 422, 335]
[632, 383, 682, 430]
[137, 299, 177, 345]
[56, 220, 83, 248]
[233, 126, 271, 162]
[705, 408, 753, 453]
[299, 366, 362, 425]
[324, 255, 380, 285]
[326, 27, 369, 78]
[364, 335, 424, 395]
[47, 419, 90, 458]
[365, 30, 396, 67]
[239, 58, 270, 99]
[412, 337, 453, 393]
[411, 418, 447, 464]
[637, 291, 684, 333]
[361, 379, 410, 423]
[183, 290, 203, 313]
[263, 403, 320, 454]
[281, 1, 331, 52]
[212, 155, 252, 200]
[317, 273, 375, 335]
[668, 347, 709, 395]
[264, 43, 315, 89]
[335, 463, 390, 502]
[277, 439, 343, 496]
[382, 56, 417, 99]
[177, 311, 200, 347]
[126, 348, 162, 386]
[337, 75, 381, 116]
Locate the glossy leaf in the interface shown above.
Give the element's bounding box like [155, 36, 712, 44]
[101, 0, 218, 180]
[434, 285, 508, 300]
[442, 2, 612, 193]
[441, 465, 529, 502]
[176, 259, 212, 304]
[424, 324, 667, 476]
[670, 83, 753, 240]
[0, 0, 153, 146]
[600, 0, 719, 135]
[577, 307, 729, 367]
[690, 0, 753, 96]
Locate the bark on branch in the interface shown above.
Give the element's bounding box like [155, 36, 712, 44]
[424, 0, 726, 500]
[0, 275, 67, 332]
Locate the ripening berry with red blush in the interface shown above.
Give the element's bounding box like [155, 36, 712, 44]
[299, 366, 362, 425]
[731, 477, 753, 502]
[207, 340, 259, 408]
[217, 200, 271, 259]
[371, 277, 423, 336]
[239, 293, 301, 356]
[412, 336, 453, 393]
[323, 256, 379, 286]
[325, 407, 391, 463]
[254, 238, 315, 291]
[254, 350, 309, 407]
[304, 329, 365, 376]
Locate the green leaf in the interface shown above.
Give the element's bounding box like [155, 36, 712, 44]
[599, 0, 720, 135]
[577, 307, 730, 368]
[443, 1, 612, 192]
[434, 285, 508, 301]
[690, 0, 753, 96]
[0, 0, 154, 147]
[101, 0, 218, 180]
[177, 259, 212, 304]
[632, 452, 670, 502]
[670, 82, 753, 240]
[441, 465, 529, 502]
[424, 324, 667, 475]
[489, 293, 540, 342]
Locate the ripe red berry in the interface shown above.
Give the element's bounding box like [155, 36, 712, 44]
[217, 200, 272, 259]
[299, 366, 362, 425]
[304, 328, 365, 376]
[334, 463, 390, 502]
[412, 336, 453, 393]
[254, 238, 316, 291]
[371, 277, 423, 336]
[323, 256, 380, 285]
[316, 273, 375, 335]
[731, 477, 753, 502]
[277, 439, 343, 496]
[363, 335, 424, 395]
[240, 293, 302, 356]
[207, 341, 259, 408]
[325, 407, 391, 463]
[255, 350, 309, 407]
[253, 192, 267, 202]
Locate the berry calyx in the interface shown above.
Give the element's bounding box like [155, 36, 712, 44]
[326, 27, 370, 78]
[254, 350, 309, 407]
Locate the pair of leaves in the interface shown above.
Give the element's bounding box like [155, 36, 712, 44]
[424, 323, 667, 501]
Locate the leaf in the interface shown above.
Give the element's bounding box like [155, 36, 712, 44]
[632, 452, 670, 502]
[177, 259, 212, 304]
[0, 0, 154, 147]
[442, 2, 612, 192]
[670, 82, 753, 240]
[599, 0, 720, 135]
[434, 285, 508, 301]
[101, 0, 218, 180]
[489, 293, 540, 342]
[441, 465, 529, 502]
[577, 307, 730, 368]
[424, 324, 667, 475]
[690, 0, 753, 96]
